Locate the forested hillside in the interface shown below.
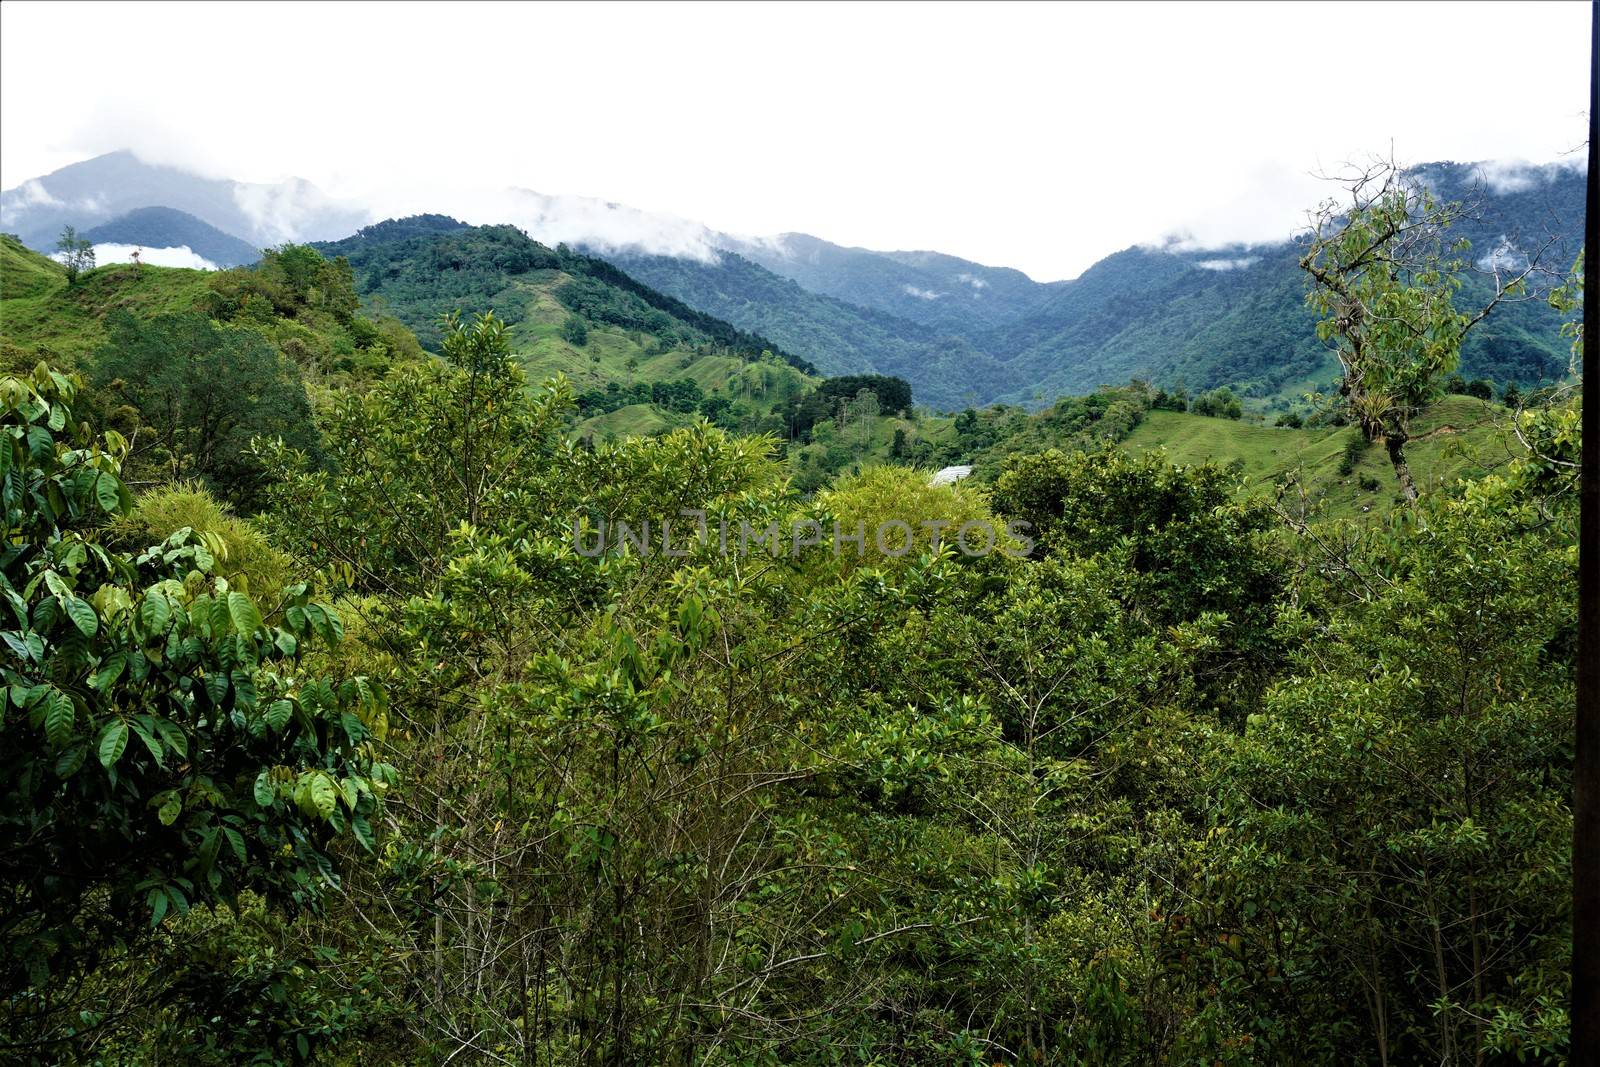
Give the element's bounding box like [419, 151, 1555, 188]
[612, 161, 1584, 410]
[0, 150, 1587, 1067]
[5, 155, 1579, 413]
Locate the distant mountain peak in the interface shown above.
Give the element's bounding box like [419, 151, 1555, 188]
[0, 150, 369, 254]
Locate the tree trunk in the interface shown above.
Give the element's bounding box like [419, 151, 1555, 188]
[1385, 432, 1418, 502]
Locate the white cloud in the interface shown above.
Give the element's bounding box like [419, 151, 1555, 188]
[1195, 256, 1260, 271]
[17, 179, 60, 206]
[71, 243, 219, 270]
[363, 184, 731, 262]
[955, 273, 988, 289]
[1475, 236, 1527, 273]
[1470, 157, 1586, 196]
[1, 2, 1590, 281]
[902, 284, 941, 300]
[233, 178, 365, 244]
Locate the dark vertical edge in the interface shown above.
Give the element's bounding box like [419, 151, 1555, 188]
[1577, 0, 1600, 1054]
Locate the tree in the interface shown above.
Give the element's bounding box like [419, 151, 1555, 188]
[1300, 159, 1533, 501]
[1192, 386, 1243, 419]
[992, 447, 1284, 709]
[0, 364, 390, 1036]
[93, 311, 318, 506]
[1197, 486, 1575, 1064]
[561, 313, 590, 347]
[54, 227, 94, 285]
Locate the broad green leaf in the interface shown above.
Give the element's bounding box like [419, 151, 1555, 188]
[92, 471, 123, 514]
[54, 745, 86, 779]
[62, 595, 97, 638]
[98, 720, 129, 769]
[254, 769, 275, 808]
[90, 650, 127, 691]
[223, 828, 246, 863]
[226, 591, 261, 636]
[152, 790, 182, 826]
[153, 717, 187, 758]
[44, 691, 74, 747]
[140, 591, 171, 637]
[296, 772, 338, 821]
[264, 700, 292, 732]
[203, 671, 230, 707]
[129, 718, 164, 766]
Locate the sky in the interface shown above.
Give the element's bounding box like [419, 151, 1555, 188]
[1, 0, 1590, 281]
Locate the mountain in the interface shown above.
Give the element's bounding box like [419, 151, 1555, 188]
[0, 151, 367, 252]
[313, 216, 807, 368]
[724, 233, 1063, 337]
[608, 159, 1585, 410]
[4, 152, 1583, 411]
[82, 207, 262, 268]
[608, 248, 1014, 408]
[308, 215, 829, 438]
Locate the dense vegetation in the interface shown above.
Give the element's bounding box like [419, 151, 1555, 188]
[617, 162, 1583, 412]
[0, 165, 1585, 1067]
[314, 217, 811, 371]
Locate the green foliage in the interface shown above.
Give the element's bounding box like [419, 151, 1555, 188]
[0, 366, 389, 1032]
[1300, 163, 1509, 500]
[109, 482, 293, 604]
[1191, 385, 1243, 419]
[259, 311, 574, 594]
[1193, 486, 1575, 1063]
[559, 312, 589, 347]
[0, 227, 1580, 1065]
[54, 227, 94, 285]
[992, 447, 1284, 709]
[93, 310, 320, 506]
[1337, 428, 1370, 476]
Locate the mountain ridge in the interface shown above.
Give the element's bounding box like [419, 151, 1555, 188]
[3, 152, 1583, 411]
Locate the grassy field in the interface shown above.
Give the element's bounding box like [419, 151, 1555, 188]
[1120, 394, 1515, 520]
[1, 237, 212, 371]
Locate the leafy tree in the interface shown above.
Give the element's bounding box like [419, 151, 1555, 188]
[54, 227, 94, 285]
[1193, 485, 1575, 1063]
[260, 311, 572, 595]
[0, 364, 390, 1039]
[560, 313, 590, 347]
[992, 448, 1284, 709]
[1300, 160, 1530, 500]
[890, 426, 908, 458]
[1192, 385, 1243, 419]
[93, 311, 318, 506]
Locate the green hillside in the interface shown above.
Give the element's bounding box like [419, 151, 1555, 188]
[0, 233, 66, 300]
[608, 161, 1583, 413]
[310, 216, 843, 441]
[0, 236, 214, 371]
[1120, 394, 1510, 520]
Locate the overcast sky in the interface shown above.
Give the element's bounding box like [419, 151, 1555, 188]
[1, 1, 1590, 280]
